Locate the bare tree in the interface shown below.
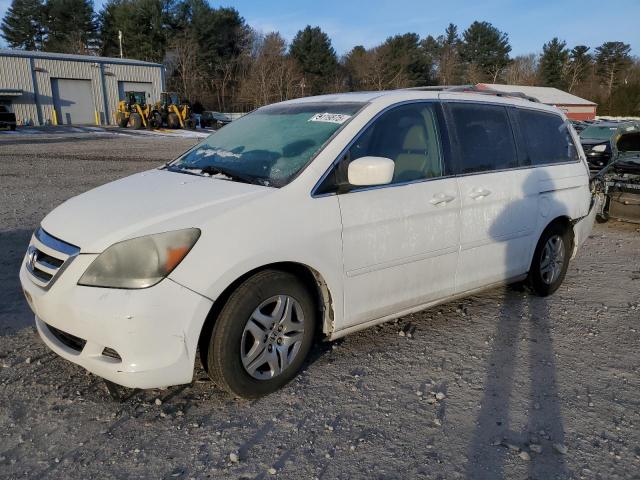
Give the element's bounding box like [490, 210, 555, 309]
[238, 32, 304, 109]
[504, 54, 539, 85]
[167, 34, 201, 101]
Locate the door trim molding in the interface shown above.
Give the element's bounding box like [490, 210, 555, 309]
[345, 245, 458, 277]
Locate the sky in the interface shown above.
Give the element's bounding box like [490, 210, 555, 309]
[0, 0, 638, 56]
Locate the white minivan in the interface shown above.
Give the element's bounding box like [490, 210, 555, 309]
[20, 87, 596, 398]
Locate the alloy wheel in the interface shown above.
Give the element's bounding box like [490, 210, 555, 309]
[240, 295, 305, 380]
[540, 234, 565, 285]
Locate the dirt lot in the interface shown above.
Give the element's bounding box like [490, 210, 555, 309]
[1, 132, 639, 480]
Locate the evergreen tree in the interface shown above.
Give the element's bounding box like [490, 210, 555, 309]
[43, 0, 97, 53]
[436, 23, 462, 85]
[459, 21, 511, 82]
[566, 45, 591, 92]
[99, 0, 171, 62]
[595, 42, 632, 92]
[539, 37, 569, 89]
[290, 25, 338, 95]
[172, 1, 248, 109]
[376, 33, 435, 88]
[1, 0, 45, 50]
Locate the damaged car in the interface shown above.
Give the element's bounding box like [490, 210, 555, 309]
[593, 130, 640, 224]
[580, 121, 639, 170]
[19, 87, 596, 398]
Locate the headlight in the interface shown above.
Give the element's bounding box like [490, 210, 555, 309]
[78, 228, 200, 289]
[592, 144, 607, 153]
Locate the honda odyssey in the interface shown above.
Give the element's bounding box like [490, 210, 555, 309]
[20, 87, 597, 398]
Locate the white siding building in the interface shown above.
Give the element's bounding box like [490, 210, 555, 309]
[477, 83, 597, 120]
[0, 49, 164, 126]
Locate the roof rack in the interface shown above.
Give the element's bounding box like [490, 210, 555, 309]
[404, 84, 540, 103]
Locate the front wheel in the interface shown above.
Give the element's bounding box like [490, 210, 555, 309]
[206, 270, 316, 398]
[115, 112, 128, 128]
[129, 113, 142, 130]
[527, 223, 572, 296]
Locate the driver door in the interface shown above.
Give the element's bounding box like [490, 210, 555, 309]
[334, 102, 461, 329]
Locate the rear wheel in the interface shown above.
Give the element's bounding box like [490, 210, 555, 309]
[167, 112, 180, 129]
[130, 113, 142, 130]
[206, 270, 316, 398]
[149, 113, 162, 129]
[527, 223, 572, 296]
[10, 124, 16, 131]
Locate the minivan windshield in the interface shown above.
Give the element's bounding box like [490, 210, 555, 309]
[168, 102, 364, 187]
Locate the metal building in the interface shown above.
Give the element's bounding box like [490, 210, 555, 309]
[0, 49, 164, 126]
[478, 83, 597, 120]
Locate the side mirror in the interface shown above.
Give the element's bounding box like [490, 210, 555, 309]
[347, 156, 395, 187]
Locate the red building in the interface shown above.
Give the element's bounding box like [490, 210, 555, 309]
[477, 83, 597, 120]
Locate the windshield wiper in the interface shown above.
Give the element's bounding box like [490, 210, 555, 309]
[165, 164, 268, 186]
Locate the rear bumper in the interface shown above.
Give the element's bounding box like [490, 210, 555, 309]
[572, 195, 598, 257]
[20, 256, 213, 389]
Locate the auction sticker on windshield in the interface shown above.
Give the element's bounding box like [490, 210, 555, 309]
[309, 113, 351, 124]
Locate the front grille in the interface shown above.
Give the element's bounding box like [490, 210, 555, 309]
[25, 228, 80, 289]
[46, 323, 87, 352]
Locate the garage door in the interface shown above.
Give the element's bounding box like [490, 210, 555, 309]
[51, 79, 95, 125]
[118, 81, 153, 103]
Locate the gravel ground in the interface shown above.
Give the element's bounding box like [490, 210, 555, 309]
[1, 133, 639, 480]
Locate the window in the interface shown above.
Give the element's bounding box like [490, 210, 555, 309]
[518, 109, 579, 165]
[448, 103, 518, 174]
[347, 103, 446, 184]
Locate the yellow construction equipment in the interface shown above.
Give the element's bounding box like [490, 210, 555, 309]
[115, 91, 161, 129]
[158, 92, 196, 129]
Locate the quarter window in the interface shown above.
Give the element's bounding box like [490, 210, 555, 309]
[448, 103, 518, 174]
[517, 109, 579, 165]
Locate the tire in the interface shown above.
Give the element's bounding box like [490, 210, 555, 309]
[595, 213, 609, 224]
[185, 118, 196, 129]
[527, 223, 572, 296]
[167, 112, 180, 129]
[149, 113, 162, 129]
[10, 124, 16, 131]
[130, 113, 142, 130]
[206, 270, 316, 398]
[115, 112, 128, 128]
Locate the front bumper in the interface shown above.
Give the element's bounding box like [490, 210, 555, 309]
[20, 253, 213, 389]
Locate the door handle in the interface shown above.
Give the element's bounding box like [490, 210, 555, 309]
[469, 188, 492, 200]
[429, 193, 456, 206]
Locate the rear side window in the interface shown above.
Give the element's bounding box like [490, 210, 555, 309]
[448, 103, 518, 174]
[517, 109, 579, 165]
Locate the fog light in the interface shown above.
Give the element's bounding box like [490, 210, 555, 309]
[102, 347, 122, 361]
[23, 290, 34, 311]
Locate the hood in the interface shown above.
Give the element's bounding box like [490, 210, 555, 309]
[580, 137, 610, 147]
[41, 169, 271, 252]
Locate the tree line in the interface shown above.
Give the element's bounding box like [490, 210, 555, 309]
[2, 0, 638, 115]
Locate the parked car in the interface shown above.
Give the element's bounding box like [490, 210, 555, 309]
[579, 121, 639, 170]
[570, 120, 588, 133]
[201, 111, 232, 129]
[20, 89, 596, 398]
[594, 130, 640, 223]
[0, 104, 17, 130]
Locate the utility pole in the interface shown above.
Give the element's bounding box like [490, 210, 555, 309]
[118, 30, 123, 59]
